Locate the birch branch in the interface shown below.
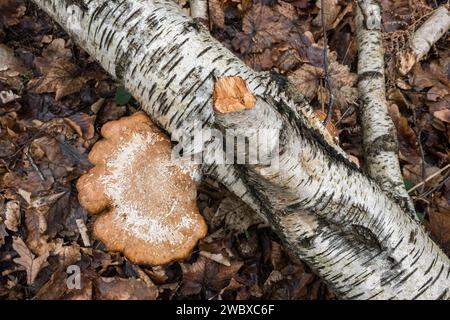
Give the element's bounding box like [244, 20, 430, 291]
[398, 5, 450, 75]
[190, 0, 209, 25]
[356, 0, 416, 217]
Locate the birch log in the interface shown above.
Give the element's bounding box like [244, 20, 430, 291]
[32, 0, 450, 299]
[355, 0, 416, 216]
[398, 6, 450, 75]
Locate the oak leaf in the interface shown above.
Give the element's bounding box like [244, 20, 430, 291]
[12, 236, 49, 285]
[31, 60, 92, 101]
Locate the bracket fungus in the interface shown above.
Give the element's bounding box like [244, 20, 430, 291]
[76, 112, 207, 265]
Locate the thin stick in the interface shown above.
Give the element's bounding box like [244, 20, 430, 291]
[408, 163, 450, 194]
[25, 146, 45, 181]
[321, 0, 334, 126]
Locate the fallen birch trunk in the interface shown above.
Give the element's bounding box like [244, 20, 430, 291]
[32, 0, 450, 299]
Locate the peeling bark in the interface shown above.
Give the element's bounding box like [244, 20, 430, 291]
[32, 0, 450, 299]
[356, 0, 416, 217]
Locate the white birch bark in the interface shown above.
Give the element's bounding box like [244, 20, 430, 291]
[356, 0, 416, 216]
[412, 6, 450, 61]
[190, 0, 209, 24]
[31, 0, 450, 299]
[398, 6, 450, 75]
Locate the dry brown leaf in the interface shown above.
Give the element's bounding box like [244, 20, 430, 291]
[212, 195, 265, 233]
[64, 112, 95, 140]
[433, 109, 450, 123]
[0, 224, 8, 247]
[53, 243, 81, 268]
[34, 39, 73, 73]
[327, 60, 358, 109]
[4, 200, 20, 232]
[94, 277, 158, 300]
[388, 104, 421, 165]
[213, 76, 256, 113]
[0, 44, 28, 89]
[289, 58, 357, 110]
[263, 270, 284, 289]
[12, 236, 49, 285]
[208, 0, 225, 29]
[427, 208, 450, 250]
[313, 0, 341, 30]
[0, 0, 26, 27]
[232, 4, 293, 54]
[31, 60, 91, 101]
[288, 63, 321, 101]
[397, 50, 417, 75]
[199, 250, 231, 266]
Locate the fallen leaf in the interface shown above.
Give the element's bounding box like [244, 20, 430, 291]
[53, 243, 81, 268]
[433, 109, 450, 123]
[208, 0, 225, 29]
[0, 0, 26, 27]
[64, 113, 95, 140]
[31, 60, 92, 101]
[312, 0, 341, 31]
[4, 200, 20, 232]
[0, 44, 28, 89]
[388, 104, 421, 165]
[426, 207, 450, 252]
[94, 277, 158, 300]
[0, 224, 8, 247]
[397, 50, 416, 75]
[12, 236, 49, 285]
[200, 251, 231, 266]
[212, 195, 265, 233]
[232, 4, 293, 54]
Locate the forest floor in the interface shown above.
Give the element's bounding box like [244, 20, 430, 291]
[0, 0, 449, 300]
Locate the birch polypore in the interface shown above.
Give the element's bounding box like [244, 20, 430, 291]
[398, 6, 450, 75]
[35, 0, 450, 299]
[356, 0, 416, 216]
[77, 112, 207, 265]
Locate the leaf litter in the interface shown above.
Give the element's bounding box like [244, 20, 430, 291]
[0, 0, 449, 300]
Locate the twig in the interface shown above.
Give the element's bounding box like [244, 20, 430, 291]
[25, 146, 45, 181]
[408, 163, 450, 194]
[321, 0, 334, 126]
[75, 218, 91, 247]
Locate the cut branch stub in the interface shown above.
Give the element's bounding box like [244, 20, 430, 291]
[213, 76, 256, 113]
[76, 112, 207, 265]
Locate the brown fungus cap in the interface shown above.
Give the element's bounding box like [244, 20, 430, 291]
[76, 112, 207, 265]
